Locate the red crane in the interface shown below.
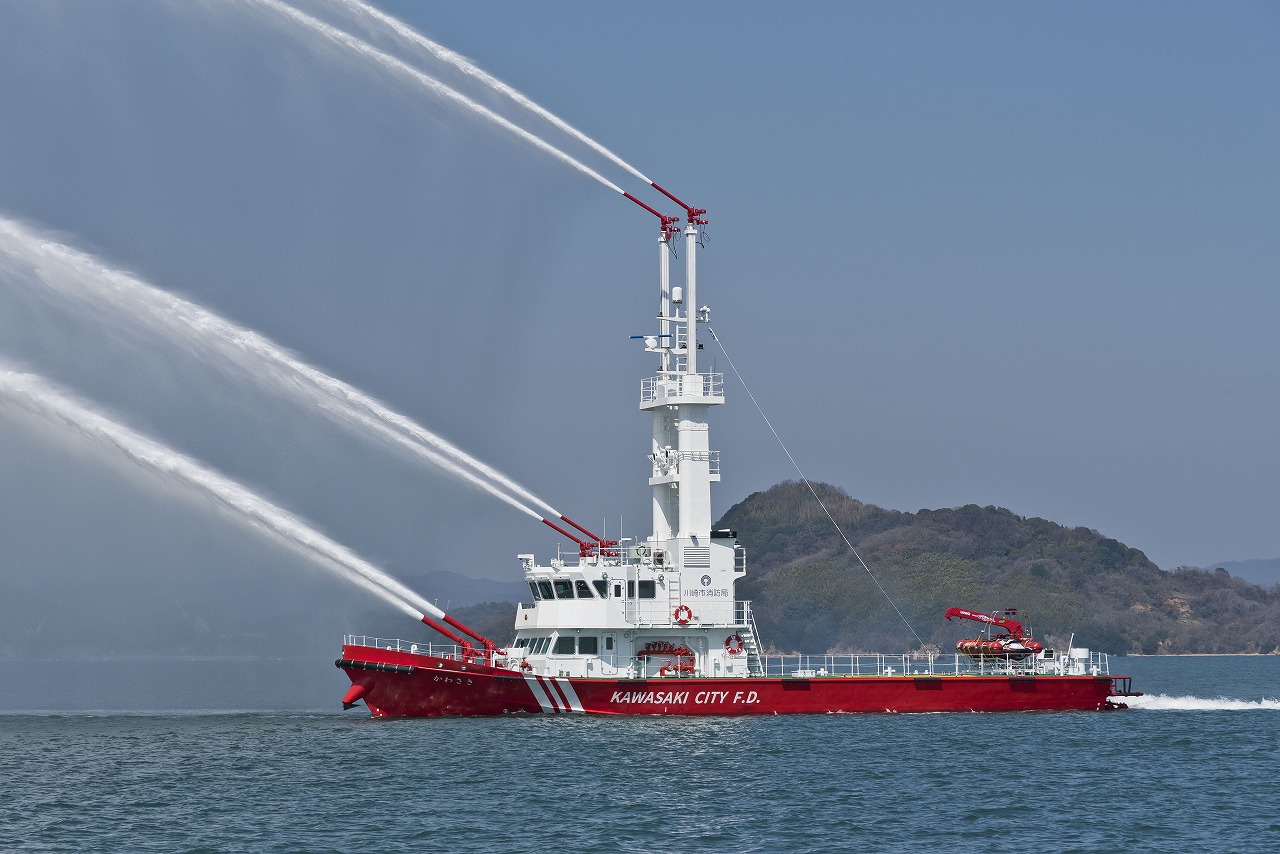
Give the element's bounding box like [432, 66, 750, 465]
[945, 607, 1045, 660]
[945, 607, 1028, 638]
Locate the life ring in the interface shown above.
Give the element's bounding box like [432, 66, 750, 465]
[635, 544, 651, 557]
[724, 634, 744, 656]
[673, 604, 693, 625]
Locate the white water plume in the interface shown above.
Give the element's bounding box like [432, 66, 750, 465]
[336, 0, 653, 185]
[246, 0, 626, 195]
[0, 366, 435, 621]
[1126, 694, 1280, 712]
[0, 215, 552, 522]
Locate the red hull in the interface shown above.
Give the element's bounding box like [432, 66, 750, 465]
[338, 644, 1128, 717]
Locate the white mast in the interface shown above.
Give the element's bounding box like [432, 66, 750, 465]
[660, 227, 671, 374]
[642, 207, 720, 544]
[684, 222, 697, 374]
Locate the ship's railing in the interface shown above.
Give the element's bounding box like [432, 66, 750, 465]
[343, 635, 471, 660]
[624, 599, 744, 626]
[648, 449, 721, 476]
[757, 651, 1113, 678]
[640, 372, 724, 404]
[344, 636, 1113, 678]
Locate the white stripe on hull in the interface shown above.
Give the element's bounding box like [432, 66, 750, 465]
[523, 674, 558, 712]
[546, 677, 572, 710]
[555, 678, 585, 713]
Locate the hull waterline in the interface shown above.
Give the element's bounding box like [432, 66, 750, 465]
[338, 645, 1130, 717]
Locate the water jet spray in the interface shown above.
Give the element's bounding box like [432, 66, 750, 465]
[0, 365, 502, 654]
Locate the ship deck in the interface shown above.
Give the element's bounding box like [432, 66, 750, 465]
[343, 635, 1123, 680]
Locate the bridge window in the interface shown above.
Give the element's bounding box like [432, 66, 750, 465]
[579, 636, 598, 655]
[552, 579, 573, 599]
[575, 580, 594, 598]
[523, 637, 549, 654]
[536, 581, 553, 600]
[592, 580, 608, 598]
[527, 582, 541, 601]
[638, 579, 656, 599]
[553, 636, 576, 655]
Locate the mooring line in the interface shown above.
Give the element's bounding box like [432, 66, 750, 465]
[707, 327, 926, 648]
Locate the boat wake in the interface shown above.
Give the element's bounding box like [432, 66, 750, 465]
[1125, 693, 1280, 711]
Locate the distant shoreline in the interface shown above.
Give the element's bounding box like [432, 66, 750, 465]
[1125, 652, 1278, 657]
[0, 655, 318, 663]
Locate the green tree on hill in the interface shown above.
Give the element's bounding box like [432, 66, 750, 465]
[717, 481, 1280, 655]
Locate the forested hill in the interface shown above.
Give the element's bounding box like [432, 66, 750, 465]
[715, 481, 1280, 655]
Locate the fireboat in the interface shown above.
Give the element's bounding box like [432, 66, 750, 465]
[336, 186, 1140, 716]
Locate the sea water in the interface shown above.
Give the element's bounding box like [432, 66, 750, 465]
[3, 656, 1277, 853]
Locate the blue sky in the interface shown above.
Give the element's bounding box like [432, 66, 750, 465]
[0, 1, 1277, 653]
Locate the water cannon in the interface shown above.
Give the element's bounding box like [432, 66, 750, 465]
[622, 192, 680, 239]
[416, 613, 499, 660]
[541, 515, 619, 558]
[649, 181, 707, 226]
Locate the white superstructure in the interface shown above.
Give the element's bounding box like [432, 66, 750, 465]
[502, 219, 763, 679]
